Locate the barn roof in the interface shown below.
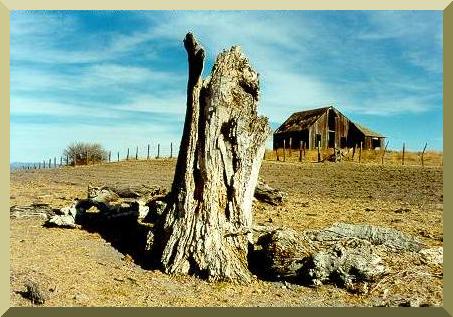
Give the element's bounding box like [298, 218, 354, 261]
[353, 122, 384, 138]
[274, 106, 330, 134]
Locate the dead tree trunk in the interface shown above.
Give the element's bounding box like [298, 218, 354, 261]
[155, 33, 271, 282]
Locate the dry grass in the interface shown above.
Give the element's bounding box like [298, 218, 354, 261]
[265, 148, 443, 167]
[10, 158, 443, 307]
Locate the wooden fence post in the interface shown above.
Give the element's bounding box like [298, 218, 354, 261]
[157, 144, 160, 159]
[299, 140, 303, 162]
[317, 140, 321, 163]
[381, 140, 389, 165]
[48, 159, 51, 169]
[359, 141, 363, 163]
[289, 137, 292, 157]
[402, 142, 405, 166]
[275, 148, 279, 161]
[60, 156, 62, 167]
[117, 151, 120, 162]
[303, 141, 306, 159]
[283, 139, 286, 162]
[126, 148, 129, 160]
[170, 142, 173, 158]
[147, 144, 150, 160]
[66, 155, 69, 166]
[135, 146, 138, 160]
[54, 157, 56, 168]
[421, 142, 428, 167]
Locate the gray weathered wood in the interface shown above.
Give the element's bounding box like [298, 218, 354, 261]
[381, 140, 389, 165]
[402, 142, 405, 166]
[155, 33, 271, 282]
[254, 180, 286, 205]
[283, 139, 286, 162]
[421, 142, 427, 167]
[359, 141, 363, 163]
[317, 140, 321, 162]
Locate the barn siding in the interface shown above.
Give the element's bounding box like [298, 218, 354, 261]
[308, 108, 351, 150]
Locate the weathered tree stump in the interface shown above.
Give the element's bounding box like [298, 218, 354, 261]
[154, 33, 271, 282]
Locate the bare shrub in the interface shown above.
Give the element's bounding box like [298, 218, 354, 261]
[63, 142, 107, 165]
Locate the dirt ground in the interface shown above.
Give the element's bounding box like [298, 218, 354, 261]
[9, 159, 443, 307]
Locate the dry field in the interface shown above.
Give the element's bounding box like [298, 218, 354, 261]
[10, 158, 443, 307]
[266, 148, 443, 167]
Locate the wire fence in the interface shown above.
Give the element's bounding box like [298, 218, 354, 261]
[266, 141, 442, 167]
[14, 142, 176, 171]
[13, 141, 443, 171]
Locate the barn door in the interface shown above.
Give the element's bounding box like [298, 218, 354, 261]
[328, 131, 335, 148]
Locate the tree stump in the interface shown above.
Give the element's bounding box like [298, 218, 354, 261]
[155, 33, 271, 282]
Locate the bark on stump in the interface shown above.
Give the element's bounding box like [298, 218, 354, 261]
[155, 33, 271, 282]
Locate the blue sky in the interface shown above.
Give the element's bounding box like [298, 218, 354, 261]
[10, 10, 443, 162]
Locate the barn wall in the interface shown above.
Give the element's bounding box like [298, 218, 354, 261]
[346, 124, 364, 148]
[308, 112, 328, 149]
[332, 109, 350, 149]
[309, 109, 351, 150]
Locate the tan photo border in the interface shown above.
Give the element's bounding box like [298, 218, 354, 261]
[0, 1, 451, 316]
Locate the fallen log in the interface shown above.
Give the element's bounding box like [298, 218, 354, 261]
[10, 203, 55, 219]
[254, 223, 427, 294]
[88, 184, 165, 199]
[45, 186, 163, 228]
[88, 182, 282, 206]
[254, 180, 286, 206]
[315, 222, 425, 252]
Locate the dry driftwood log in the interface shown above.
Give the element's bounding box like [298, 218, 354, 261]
[254, 180, 286, 206]
[10, 203, 55, 219]
[91, 182, 283, 206]
[315, 222, 425, 252]
[254, 223, 427, 294]
[88, 184, 165, 199]
[45, 186, 158, 228]
[153, 33, 271, 282]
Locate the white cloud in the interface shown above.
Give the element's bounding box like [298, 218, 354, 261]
[112, 93, 187, 115]
[11, 62, 184, 96]
[9, 11, 443, 160]
[10, 97, 121, 119]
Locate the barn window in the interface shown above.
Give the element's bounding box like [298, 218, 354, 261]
[372, 137, 380, 149]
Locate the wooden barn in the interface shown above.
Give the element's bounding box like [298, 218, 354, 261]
[273, 106, 385, 150]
